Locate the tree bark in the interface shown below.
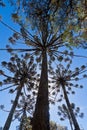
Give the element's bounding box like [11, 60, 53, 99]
[61, 83, 80, 130]
[19, 103, 27, 130]
[3, 85, 22, 130]
[66, 107, 74, 130]
[32, 50, 50, 130]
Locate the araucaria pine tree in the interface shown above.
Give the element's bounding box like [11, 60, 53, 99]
[0, 0, 87, 130]
[0, 54, 37, 130]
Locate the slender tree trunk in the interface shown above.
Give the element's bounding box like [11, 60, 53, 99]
[61, 83, 80, 130]
[32, 50, 50, 130]
[66, 107, 74, 130]
[3, 85, 22, 130]
[19, 103, 27, 130]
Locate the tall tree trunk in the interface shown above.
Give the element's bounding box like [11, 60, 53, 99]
[3, 85, 22, 130]
[32, 50, 50, 130]
[61, 83, 80, 130]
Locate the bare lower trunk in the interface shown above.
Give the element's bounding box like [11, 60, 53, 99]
[19, 103, 27, 130]
[3, 86, 22, 130]
[66, 107, 74, 130]
[32, 51, 50, 130]
[61, 84, 80, 130]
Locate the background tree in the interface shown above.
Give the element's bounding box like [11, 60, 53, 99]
[14, 95, 35, 130]
[50, 60, 87, 130]
[58, 104, 84, 130]
[50, 121, 57, 130]
[0, 53, 38, 130]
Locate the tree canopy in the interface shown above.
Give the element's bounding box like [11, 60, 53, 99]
[9, 0, 87, 48]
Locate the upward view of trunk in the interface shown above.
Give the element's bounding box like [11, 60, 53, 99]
[32, 50, 50, 130]
[19, 103, 27, 130]
[3, 85, 23, 130]
[66, 106, 73, 130]
[61, 83, 80, 130]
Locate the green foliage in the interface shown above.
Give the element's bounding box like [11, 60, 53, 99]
[8, 0, 87, 48]
[50, 121, 58, 130]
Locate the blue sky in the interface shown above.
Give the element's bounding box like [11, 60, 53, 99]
[0, 1, 87, 130]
